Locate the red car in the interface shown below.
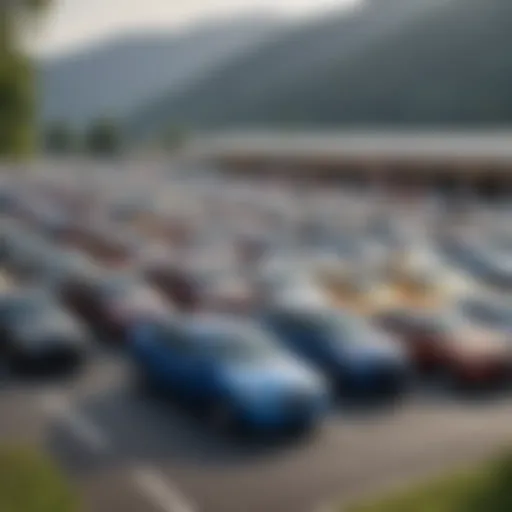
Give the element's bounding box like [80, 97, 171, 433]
[61, 223, 139, 267]
[144, 260, 253, 314]
[378, 309, 511, 388]
[60, 271, 170, 342]
[143, 262, 205, 313]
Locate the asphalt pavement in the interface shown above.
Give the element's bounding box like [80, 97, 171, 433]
[1, 350, 512, 512]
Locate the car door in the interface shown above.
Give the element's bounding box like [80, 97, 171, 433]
[136, 322, 208, 398]
[159, 327, 211, 399]
[0, 300, 13, 357]
[83, 284, 110, 331]
[405, 319, 444, 369]
[63, 280, 101, 330]
[265, 312, 327, 367]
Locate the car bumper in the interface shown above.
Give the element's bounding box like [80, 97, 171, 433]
[454, 359, 510, 386]
[339, 362, 411, 397]
[11, 346, 85, 373]
[237, 396, 329, 432]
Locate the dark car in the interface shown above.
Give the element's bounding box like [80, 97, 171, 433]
[0, 224, 97, 291]
[62, 223, 135, 266]
[29, 244, 100, 295]
[0, 186, 20, 214]
[144, 263, 202, 312]
[0, 226, 54, 280]
[262, 305, 410, 398]
[61, 271, 170, 342]
[0, 289, 89, 373]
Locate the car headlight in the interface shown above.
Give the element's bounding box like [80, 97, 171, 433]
[302, 372, 330, 398]
[369, 335, 408, 363]
[18, 337, 51, 353]
[381, 342, 408, 363]
[231, 384, 268, 405]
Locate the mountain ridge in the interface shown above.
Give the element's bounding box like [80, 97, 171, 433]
[128, 0, 512, 137]
[39, 13, 282, 127]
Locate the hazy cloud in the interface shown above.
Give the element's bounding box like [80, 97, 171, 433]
[37, 0, 358, 55]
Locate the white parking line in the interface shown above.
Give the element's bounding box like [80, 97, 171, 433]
[133, 467, 196, 512]
[39, 392, 110, 454]
[313, 501, 335, 512]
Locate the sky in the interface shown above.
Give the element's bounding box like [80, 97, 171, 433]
[36, 0, 359, 56]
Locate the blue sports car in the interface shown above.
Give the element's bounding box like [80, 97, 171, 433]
[129, 315, 330, 435]
[261, 305, 410, 397]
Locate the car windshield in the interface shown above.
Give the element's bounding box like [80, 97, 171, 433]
[288, 309, 369, 344]
[100, 275, 140, 300]
[207, 326, 281, 365]
[3, 294, 54, 323]
[323, 312, 376, 345]
[399, 310, 466, 336]
[460, 299, 512, 329]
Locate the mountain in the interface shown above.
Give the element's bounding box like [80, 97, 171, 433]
[39, 15, 280, 127]
[128, 0, 512, 137]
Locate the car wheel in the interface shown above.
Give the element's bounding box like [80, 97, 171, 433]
[7, 348, 30, 375]
[207, 400, 240, 436]
[290, 419, 318, 442]
[133, 368, 159, 396]
[437, 366, 462, 394]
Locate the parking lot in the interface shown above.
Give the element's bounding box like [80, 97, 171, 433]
[3, 350, 512, 512]
[1, 159, 512, 512]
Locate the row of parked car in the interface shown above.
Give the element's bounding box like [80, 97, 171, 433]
[0, 216, 410, 434]
[2, 171, 512, 437]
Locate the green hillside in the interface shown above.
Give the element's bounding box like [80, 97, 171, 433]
[128, 0, 512, 137]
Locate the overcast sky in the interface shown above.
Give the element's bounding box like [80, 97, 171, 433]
[36, 0, 359, 56]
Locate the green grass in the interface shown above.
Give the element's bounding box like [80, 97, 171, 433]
[346, 451, 512, 512]
[0, 445, 79, 512]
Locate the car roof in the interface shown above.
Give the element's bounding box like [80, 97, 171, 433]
[461, 293, 512, 311]
[268, 299, 336, 316]
[0, 286, 54, 304]
[182, 314, 257, 342]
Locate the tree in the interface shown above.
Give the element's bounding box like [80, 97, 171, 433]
[1, 1, 51, 52]
[0, 53, 33, 156]
[44, 121, 77, 154]
[84, 118, 122, 157]
[0, 0, 51, 158]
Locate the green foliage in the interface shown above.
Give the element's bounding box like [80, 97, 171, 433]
[0, 0, 51, 158]
[23, 0, 52, 11]
[0, 444, 78, 512]
[44, 120, 77, 154]
[347, 450, 512, 512]
[84, 117, 123, 156]
[0, 53, 35, 157]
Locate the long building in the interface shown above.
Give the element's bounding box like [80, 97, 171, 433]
[187, 130, 512, 198]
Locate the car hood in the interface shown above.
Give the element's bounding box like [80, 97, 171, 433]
[15, 316, 87, 347]
[113, 289, 169, 318]
[490, 254, 512, 275]
[447, 328, 508, 358]
[339, 334, 407, 366]
[222, 358, 326, 398]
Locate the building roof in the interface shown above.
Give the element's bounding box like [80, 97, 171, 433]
[188, 130, 512, 168]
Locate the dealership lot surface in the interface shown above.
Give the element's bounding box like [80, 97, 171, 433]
[2, 349, 511, 512]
